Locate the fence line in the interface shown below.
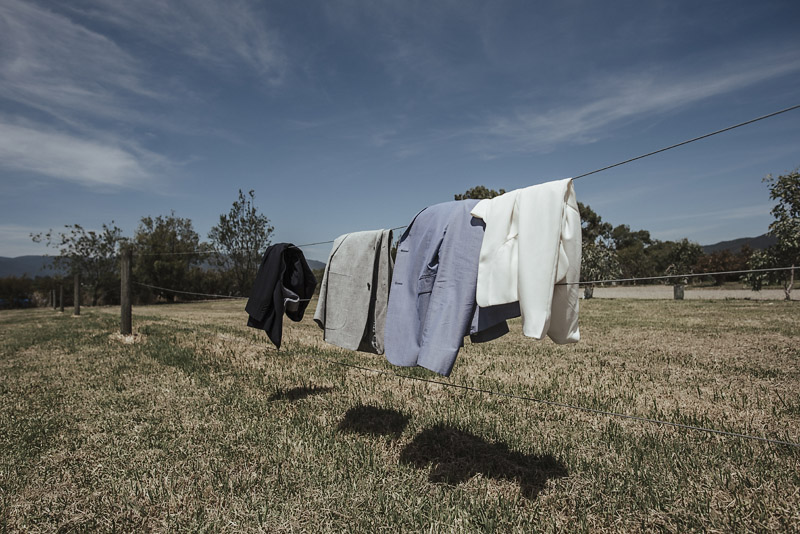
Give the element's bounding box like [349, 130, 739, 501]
[133, 265, 797, 299]
[563, 265, 796, 286]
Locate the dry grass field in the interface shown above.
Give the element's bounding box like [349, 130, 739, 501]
[1, 297, 798, 532]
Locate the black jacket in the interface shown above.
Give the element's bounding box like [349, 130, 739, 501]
[245, 243, 317, 348]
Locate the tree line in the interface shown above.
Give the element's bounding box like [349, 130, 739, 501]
[1, 171, 797, 308]
[0, 190, 273, 309]
[454, 172, 798, 300]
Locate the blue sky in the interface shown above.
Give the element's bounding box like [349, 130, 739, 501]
[1, 0, 799, 262]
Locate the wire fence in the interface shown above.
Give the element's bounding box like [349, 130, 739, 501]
[133, 282, 247, 300]
[135, 265, 797, 301]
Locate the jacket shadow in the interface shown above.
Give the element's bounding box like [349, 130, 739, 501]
[268, 385, 334, 402]
[399, 424, 567, 499]
[337, 404, 410, 438]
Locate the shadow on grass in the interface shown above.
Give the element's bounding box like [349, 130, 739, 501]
[268, 385, 334, 402]
[399, 424, 568, 499]
[337, 405, 410, 437]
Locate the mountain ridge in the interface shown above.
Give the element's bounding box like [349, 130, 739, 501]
[700, 233, 776, 255]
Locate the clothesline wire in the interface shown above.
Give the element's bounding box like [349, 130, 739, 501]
[134, 281, 316, 302]
[136, 250, 216, 256]
[134, 225, 410, 256]
[131, 103, 800, 258]
[290, 225, 409, 249]
[134, 282, 247, 299]
[571, 103, 800, 180]
[298, 350, 800, 448]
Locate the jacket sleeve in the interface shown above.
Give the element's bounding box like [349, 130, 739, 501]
[471, 191, 520, 307]
[544, 182, 580, 343]
[365, 229, 393, 354]
[283, 247, 316, 323]
[245, 245, 278, 322]
[313, 234, 346, 331]
[516, 179, 581, 342]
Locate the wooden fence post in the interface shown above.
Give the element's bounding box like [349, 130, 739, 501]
[120, 247, 132, 335]
[51, 289, 56, 309]
[59, 285, 64, 313]
[673, 284, 684, 300]
[73, 272, 81, 316]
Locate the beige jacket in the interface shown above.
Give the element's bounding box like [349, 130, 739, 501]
[314, 229, 393, 354]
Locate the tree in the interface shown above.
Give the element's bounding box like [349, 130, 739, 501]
[576, 203, 619, 297]
[578, 202, 612, 245]
[31, 222, 124, 305]
[454, 185, 506, 200]
[208, 190, 274, 296]
[0, 276, 35, 308]
[743, 249, 772, 292]
[662, 238, 704, 292]
[581, 242, 621, 298]
[745, 169, 799, 299]
[611, 224, 655, 280]
[133, 212, 205, 302]
[611, 224, 652, 250]
[694, 246, 751, 285]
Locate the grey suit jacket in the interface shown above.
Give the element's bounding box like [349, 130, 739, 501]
[384, 200, 520, 376]
[314, 229, 394, 354]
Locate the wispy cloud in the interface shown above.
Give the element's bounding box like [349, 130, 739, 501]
[652, 203, 774, 242]
[0, 120, 162, 188]
[0, 0, 164, 124]
[651, 203, 774, 225]
[0, 223, 53, 257]
[321, 1, 487, 93]
[476, 52, 800, 156]
[0, 1, 223, 188]
[71, 0, 285, 84]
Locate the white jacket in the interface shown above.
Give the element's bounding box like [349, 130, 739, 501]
[470, 178, 581, 343]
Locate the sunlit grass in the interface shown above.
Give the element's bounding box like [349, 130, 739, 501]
[1, 298, 798, 532]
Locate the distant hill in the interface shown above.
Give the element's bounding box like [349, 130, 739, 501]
[702, 234, 776, 255]
[0, 255, 326, 278]
[0, 256, 64, 278]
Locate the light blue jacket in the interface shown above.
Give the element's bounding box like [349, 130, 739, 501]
[384, 200, 520, 376]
